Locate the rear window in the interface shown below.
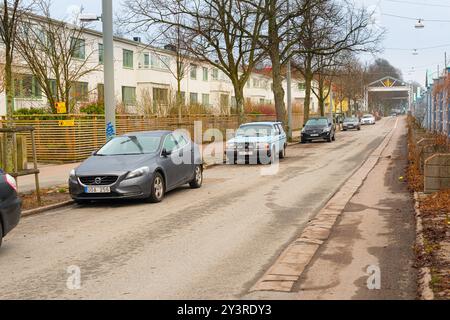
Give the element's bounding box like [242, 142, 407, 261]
[237, 125, 273, 137]
[306, 118, 328, 127]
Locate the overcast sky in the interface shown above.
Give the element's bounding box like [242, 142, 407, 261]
[50, 0, 450, 86]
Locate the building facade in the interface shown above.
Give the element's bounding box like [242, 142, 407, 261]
[0, 17, 319, 116]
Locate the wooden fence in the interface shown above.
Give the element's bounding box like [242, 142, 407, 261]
[0, 113, 304, 163]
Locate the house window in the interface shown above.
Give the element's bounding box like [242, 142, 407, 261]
[203, 67, 209, 81]
[97, 83, 104, 102]
[123, 49, 134, 68]
[48, 79, 57, 98]
[71, 82, 89, 102]
[14, 74, 41, 98]
[99, 43, 104, 64]
[71, 37, 85, 60]
[143, 53, 150, 68]
[150, 53, 170, 70]
[190, 92, 198, 104]
[212, 68, 219, 81]
[152, 88, 169, 106]
[122, 86, 136, 106]
[298, 82, 306, 91]
[202, 94, 210, 106]
[190, 64, 197, 80]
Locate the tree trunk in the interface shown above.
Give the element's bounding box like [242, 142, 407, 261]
[304, 70, 313, 124]
[4, 45, 15, 172]
[177, 78, 182, 123]
[268, 9, 286, 124]
[233, 82, 245, 125]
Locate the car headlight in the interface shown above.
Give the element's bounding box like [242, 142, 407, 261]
[69, 169, 76, 179]
[323, 127, 331, 133]
[126, 167, 150, 180]
[257, 143, 270, 150]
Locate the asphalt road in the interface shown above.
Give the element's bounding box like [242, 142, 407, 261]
[0, 118, 396, 299]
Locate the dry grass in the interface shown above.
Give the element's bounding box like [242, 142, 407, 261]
[20, 186, 71, 211]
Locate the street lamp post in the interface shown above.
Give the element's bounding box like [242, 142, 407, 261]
[102, 0, 116, 141]
[80, 1, 116, 141]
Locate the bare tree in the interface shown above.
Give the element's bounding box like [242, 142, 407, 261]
[121, 0, 267, 123]
[0, 0, 35, 172]
[295, 0, 383, 123]
[14, 1, 101, 113]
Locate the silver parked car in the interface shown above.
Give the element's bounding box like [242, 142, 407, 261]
[361, 114, 376, 125]
[342, 117, 361, 131]
[69, 131, 203, 204]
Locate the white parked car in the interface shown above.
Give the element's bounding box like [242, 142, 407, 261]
[361, 114, 376, 125]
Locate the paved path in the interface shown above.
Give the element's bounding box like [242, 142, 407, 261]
[0, 118, 396, 299]
[295, 116, 416, 300]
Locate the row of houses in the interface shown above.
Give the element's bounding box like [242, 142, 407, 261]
[414, 67, 450, 138]
[0, 15, 321, 117]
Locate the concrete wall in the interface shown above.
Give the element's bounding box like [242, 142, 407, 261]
[424, 153, 450, 194]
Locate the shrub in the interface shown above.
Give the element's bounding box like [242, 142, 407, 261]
[80, 102, 104, 115]
[14, 107, 49, 115]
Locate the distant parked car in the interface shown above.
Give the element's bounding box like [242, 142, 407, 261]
[0, 170, 21, 248]
[361, 114, 376, 125]
[343, 117, 361, 131]
[225, 122, 287, 164]
[69, 131, 203, 204]
[301, 117, 336, 143]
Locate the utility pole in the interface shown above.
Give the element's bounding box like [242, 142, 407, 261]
[286, 0, 293, 141]
[103, 0, 116, 141]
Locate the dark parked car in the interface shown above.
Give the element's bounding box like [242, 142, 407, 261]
[0, 170, 22, 248]
[343, 117, 361, 131]
[69, 131, 203, 204]
[301, 117, 336, 143]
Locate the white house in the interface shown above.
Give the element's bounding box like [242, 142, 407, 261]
[0, 15, 319, 116]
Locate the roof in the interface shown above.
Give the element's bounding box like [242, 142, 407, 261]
[123, 130, 172, 136]
[240, 122, 282, 126]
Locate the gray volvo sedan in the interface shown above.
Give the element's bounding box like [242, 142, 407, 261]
[69, 131, 203, 204]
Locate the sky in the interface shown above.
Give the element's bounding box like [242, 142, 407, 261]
[50, 0, 450, 87]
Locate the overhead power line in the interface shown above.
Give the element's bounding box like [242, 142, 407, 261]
[384, 0, 450, 8]
[382, 13, 450, 23]
[385, 43, 450, 51]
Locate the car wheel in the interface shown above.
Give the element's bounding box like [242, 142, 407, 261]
[148, 172, 165, 203]
[358, 127, 361, 131]
[279, 145, 286, 159]
[190, 165, 203, 189]
[301, 139, 307, 144]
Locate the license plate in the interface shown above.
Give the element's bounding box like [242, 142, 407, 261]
[85, 186, 111, 194]
[239, 151, 254, 156]
[310, 134, 319, 137]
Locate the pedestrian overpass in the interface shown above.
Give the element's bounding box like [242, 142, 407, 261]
[364, 76, 413, 112]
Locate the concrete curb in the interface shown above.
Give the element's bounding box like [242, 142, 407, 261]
[250, 121, 397, 293]
[22, 200, 75, 217]
[414, 192, 435, 300]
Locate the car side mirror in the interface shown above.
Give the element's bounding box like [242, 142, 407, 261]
[162, 148, 172, 157]
[91, 150, 97, 156]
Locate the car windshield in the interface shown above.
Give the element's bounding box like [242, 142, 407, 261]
[305, 119, 328, 127]
[96, 136, 162, 156]
[236, 125, 273, 137]
[344, 118, 358, 122]
[363, 115, 373, 118]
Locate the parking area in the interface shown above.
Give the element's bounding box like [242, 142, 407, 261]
[0, 118, 396, 299]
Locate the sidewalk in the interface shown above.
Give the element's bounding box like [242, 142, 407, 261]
[18, 162, 80, 193]
[296, 117, 417, 299]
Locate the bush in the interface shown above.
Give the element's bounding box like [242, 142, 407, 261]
[80, 102, 104, 115]
[14, 107, 49, 115]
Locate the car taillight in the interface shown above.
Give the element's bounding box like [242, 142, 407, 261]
[4, 174, 17, 192]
